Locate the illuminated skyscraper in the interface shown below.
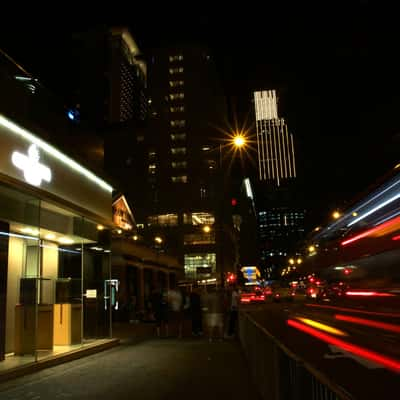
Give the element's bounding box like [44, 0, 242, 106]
[254, 90, 296, 186]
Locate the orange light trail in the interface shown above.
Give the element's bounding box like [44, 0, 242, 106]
[335, 314, 400, 334]
[296, 317, 348, 336]
[287, 319, 400, 373]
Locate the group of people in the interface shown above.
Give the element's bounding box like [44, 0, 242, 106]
[148, 284, 240, 340]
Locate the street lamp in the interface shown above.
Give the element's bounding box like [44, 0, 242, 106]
[233, 135, 246, 148]
[216, 133, 248, 286]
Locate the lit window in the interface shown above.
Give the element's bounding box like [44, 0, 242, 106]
[169, 80, 184, 87]
[169, 67, 184, 74]
[171, 147, 187, 155]
[170, 106, 185, 113]
[171, 161, 187, 168]
[171, 175, 188, 183]
[170, 120, 185, 128]
[169, 93, 184, 100]
[184, 253, 216, 279]
[205, 159, 217, 169]
[147, 214, 178, 226]
[184, 233, 215, 245]
[169, 55, 184, 62]
[148, 164, 157, 174]
[183, 212, 215, 225]
[170, 133, 186, 141]
[148, 150, 156, 159]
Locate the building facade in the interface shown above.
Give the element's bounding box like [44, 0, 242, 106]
[0, 113, 114, 367]
[252, 90, 304, 275]
[136, 43, 232, 283]
[254, 90, 296, 186]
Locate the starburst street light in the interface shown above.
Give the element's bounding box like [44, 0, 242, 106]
[233, 135, 246, 148]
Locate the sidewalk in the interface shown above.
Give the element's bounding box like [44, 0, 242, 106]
[109, 321, 261, 400]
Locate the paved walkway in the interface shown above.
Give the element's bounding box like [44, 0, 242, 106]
[0, 322, 260, 400]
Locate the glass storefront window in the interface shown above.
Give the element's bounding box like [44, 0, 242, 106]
[0, 184, 112, 368]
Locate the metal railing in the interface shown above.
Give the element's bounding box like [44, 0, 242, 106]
[239, 311, 353, 400]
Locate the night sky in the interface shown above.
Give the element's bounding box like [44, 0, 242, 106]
[2, 3, 400, 228]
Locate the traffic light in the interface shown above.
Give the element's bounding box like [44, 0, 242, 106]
[231, 198, 237, 207]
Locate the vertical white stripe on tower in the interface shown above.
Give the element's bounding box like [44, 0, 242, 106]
[291, 133, 296, 177]
[282, 120, 288, 178]
[277, 119, 283, 181]
[285, 123, 292, 177]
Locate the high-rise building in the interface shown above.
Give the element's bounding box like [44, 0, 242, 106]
[254, 90, 296, 186]
[135, 44, 232, 282]
[67, 27, 148, 198]
[252, 90, 304, 275]
[70, 27, 147, 129]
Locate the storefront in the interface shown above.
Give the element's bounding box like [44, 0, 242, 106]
[0, 114, 114, 368]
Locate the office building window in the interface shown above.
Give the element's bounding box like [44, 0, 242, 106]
[148, 164, 157, 174]
[170, 106, 185, 113]
[170, 133, 186, 141]
[184, 253, 216, 280]
[183, 212, 215, 225]
[204, 159, 217, 170]
[147, 214, 178, 227]
[171, 147, 187, 155]
[170, 120, 185, 128]
[169, 55, 184, 62]
[169, 80, 184, 87]
[184, 233, 215, 245]
[171, 175, 188, 183]
[169, 93, 184, 100]
[169, 67, 184, 74]
[171, 161, 187, 169]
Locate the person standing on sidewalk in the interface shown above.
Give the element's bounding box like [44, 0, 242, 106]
[190, 285, 203, 336]
[150, 286, 169, 338]
[228, 284, 239, 337]
[204, 285, 226, 341]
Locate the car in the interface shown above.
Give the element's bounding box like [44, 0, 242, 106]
[271, 281, 296, 302]
[240, 286, 266, 304]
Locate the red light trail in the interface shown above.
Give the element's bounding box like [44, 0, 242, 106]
[335, 314, 400, 334]
[287, 319, 400, 373]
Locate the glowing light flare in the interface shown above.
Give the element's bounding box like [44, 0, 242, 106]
[203, 225, 211, 233]
[335, 314, 400, 334]
[296, 317, 348, 336]
[287, 319, 400, 373]
[233, 135, 246, 148]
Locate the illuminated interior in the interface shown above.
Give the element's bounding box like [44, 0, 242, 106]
[0, 184, 112, 366]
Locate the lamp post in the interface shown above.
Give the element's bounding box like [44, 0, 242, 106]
[216, 134, 247, 287]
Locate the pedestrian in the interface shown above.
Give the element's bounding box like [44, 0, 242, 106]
[227, 284, 239, 337]
[204, 285, 225, 342]
[150, 285, 169, 337]
[189, 284, 203, 336]
[168, 285, 184, 338]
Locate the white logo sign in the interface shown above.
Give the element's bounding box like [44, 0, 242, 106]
[12, 144, 52, 187]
